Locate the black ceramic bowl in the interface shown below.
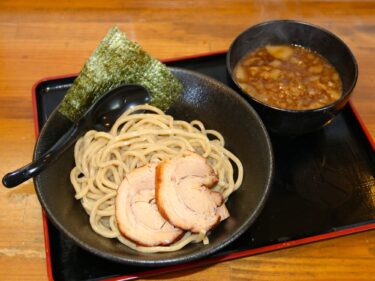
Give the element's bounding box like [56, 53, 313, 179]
[33, 68, 274, 266]
[227, 20, 358, 135]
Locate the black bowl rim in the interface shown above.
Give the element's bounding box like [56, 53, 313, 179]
[33, 67, 274, 266]
[226, 19, 359, 114]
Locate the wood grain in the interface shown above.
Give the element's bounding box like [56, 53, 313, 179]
[0, 1, 374, 280]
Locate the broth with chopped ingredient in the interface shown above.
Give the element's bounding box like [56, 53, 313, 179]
[234, 44, 343, 110]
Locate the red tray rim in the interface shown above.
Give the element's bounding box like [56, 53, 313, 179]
[31, 50, 375, 281]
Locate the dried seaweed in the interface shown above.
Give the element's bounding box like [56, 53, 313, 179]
[58, 27, 183, 121]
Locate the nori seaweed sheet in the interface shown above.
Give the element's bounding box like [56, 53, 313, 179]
[58, 27, 183, 121]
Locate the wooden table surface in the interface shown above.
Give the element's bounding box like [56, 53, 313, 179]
[1, 1, 374, 280]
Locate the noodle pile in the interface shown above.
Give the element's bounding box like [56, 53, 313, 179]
[70, 104, 243, 253]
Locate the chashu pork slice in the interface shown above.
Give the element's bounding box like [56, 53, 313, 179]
[115, 163, 184, 247]
[155, 151, 230, 234]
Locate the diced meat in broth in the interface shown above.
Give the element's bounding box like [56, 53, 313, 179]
[233, 44, 342, 110]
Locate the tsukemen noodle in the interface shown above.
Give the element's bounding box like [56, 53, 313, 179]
[70, 104, 243, 253]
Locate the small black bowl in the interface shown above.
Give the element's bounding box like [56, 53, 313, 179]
[227, 20, 358, 135]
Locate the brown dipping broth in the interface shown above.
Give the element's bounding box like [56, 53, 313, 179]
[234, 44, 343, 110]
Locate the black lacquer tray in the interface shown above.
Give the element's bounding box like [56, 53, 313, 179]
[32, 52, 375, 281]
